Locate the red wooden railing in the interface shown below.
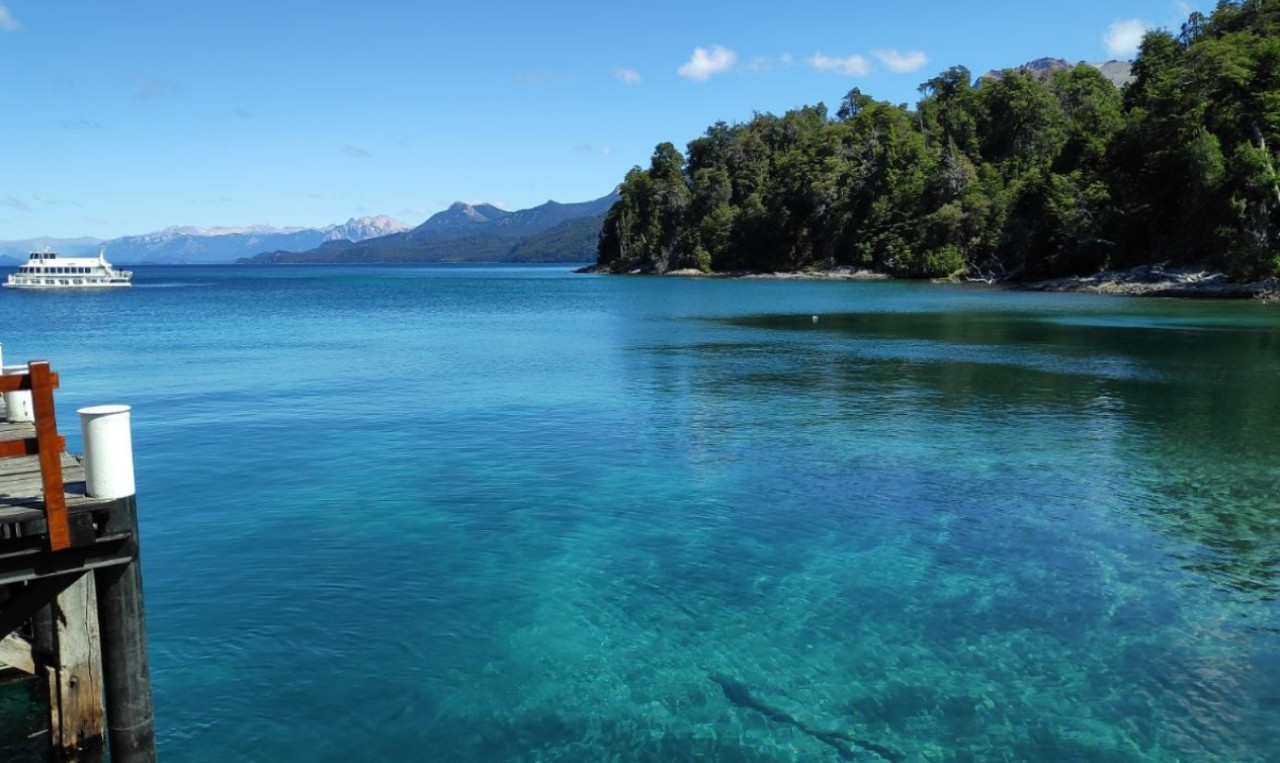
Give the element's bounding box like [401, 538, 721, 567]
[0, 361, 70, 551]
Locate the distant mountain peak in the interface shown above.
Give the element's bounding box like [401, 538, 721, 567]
[322, 215, 410, 242]
[979, 57, 1134, 89]
[419, 201, 510, 230]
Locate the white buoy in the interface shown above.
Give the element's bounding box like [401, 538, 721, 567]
[812, 315, 819, 324]
[78, 405, 136, 500]
[2, 365, 34, 423]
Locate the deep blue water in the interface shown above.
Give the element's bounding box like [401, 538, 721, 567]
[2, 264, 1279, 761]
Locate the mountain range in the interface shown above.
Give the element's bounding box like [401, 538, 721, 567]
[0, 193, 616, 266]
[0, 216, 410, 265]
[239, 192, 618, 264]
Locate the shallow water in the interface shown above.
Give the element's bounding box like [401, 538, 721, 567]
[1, 265, 1278, 761]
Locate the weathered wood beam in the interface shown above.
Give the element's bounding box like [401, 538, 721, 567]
[0, 632, 36, 674]
[0, 535, 133, 589]
[47, 573, 105, 758]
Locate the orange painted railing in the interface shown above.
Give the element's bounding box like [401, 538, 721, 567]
[0, 361, 70, 551]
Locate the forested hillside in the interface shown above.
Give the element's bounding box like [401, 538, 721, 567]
[597, 1, 1280, 281]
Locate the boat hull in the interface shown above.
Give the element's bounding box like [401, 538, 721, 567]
[3, 282, 132, 290]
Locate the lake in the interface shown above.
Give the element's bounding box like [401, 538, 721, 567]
[2, 264, 1278, 761]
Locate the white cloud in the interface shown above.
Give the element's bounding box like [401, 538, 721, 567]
[339, 145, 370, 159]
[1104, 18, 1149, 58]
[678, 45, 737, 81]
[808, 52, 873, 76]
[872, 49, 928, 73]
[601, 146, 613, 156]
[573, 144, 593, 154]
[0, 4, 20, 32]
[615, 67, 641, 85]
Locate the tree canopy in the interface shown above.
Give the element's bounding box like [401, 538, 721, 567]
[596, 1, 1280, 280]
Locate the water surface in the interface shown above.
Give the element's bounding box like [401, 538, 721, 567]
[2, 265, 1278, 761]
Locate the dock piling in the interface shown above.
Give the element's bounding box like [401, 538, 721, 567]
[80, 405, 155, 763]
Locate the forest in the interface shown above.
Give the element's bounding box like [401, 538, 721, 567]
[596, 1, 1280, 281]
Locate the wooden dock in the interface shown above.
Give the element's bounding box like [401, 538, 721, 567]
[0, 361, 155, 762]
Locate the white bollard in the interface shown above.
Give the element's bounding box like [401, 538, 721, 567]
[2, 365, 34, 423]
[78, 405, 136, 500]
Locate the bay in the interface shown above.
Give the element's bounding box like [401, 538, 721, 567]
[2, 264, 1278, 761]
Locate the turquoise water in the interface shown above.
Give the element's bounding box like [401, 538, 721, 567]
[2, 265, 1279, 761]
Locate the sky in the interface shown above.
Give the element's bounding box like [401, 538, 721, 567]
[0, 0, 1205, 239]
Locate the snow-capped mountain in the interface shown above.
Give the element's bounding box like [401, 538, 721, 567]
[0, 216, 411, 265]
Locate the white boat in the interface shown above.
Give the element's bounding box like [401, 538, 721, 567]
[4, 249, 132, 289]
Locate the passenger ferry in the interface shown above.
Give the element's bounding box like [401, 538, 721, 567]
[4, 249, 132, 289]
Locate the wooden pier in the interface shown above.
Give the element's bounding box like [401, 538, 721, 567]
[0, 359, 155, 762]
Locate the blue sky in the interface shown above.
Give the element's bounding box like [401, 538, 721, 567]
[0, 0, 1202, 239]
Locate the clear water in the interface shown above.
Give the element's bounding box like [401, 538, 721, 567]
[2, 265, 1278, 762]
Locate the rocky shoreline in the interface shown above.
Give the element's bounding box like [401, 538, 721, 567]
[1017, 263, 1278, 299]
[578, 263, 1279, 300]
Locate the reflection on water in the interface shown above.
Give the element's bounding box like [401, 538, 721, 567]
[0, 268, 1277, 761]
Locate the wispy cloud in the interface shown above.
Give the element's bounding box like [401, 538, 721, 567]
[1, 196, 32, 212]
[746, 54, 795, 73]
[872, 49, 927, 73]
[61, 118, 102, 130]
[573, 144, 614, 157]
[136, 78, 181, 100]
[340, 145, 371, 159]
[1104, 18, 1149, 58]
[614, 67, 641, 85]
[678, 45, 737, 82]
[35, 194, 56, 205]
[234, 108, 253, 118]
[514, 71, 559, 85]
[808, 52, 873, 76]
[0, 4, 21, 32]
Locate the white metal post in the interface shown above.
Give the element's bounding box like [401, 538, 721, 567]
[78, 405, 136, 500]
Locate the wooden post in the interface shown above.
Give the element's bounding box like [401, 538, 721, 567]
[46, 572, 106, 759]
[93, 497, 154, 763]
[28, 362, 70, 551]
